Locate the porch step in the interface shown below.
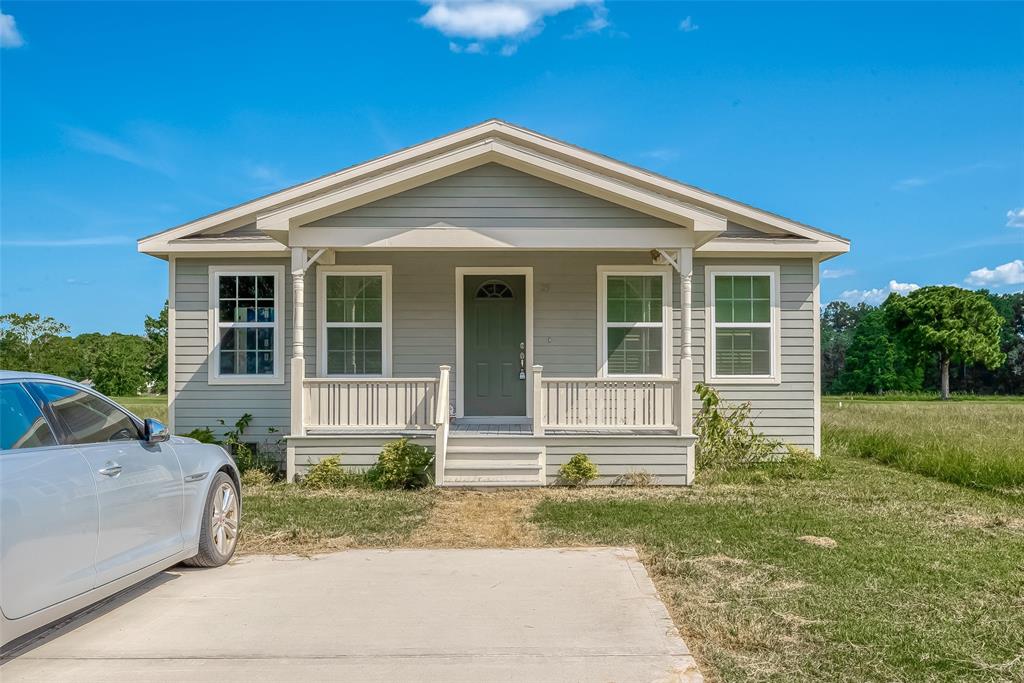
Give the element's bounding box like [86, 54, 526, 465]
[442, 445, 545, 487]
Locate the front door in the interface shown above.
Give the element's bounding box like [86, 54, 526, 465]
[464, 274, 527, 416]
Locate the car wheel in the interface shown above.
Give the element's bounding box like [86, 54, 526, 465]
[183, 472, 239, 567]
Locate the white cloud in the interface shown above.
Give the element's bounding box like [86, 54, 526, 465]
[449, 40, 485, 53]
[1007, 208, 1024, 228]
[965, 259, 1024, 288]
[822, 268, 854, 279]
[640, 148, 680, 162]
[889, 280, 921, 296]
[62, 126, 175, 176]
[241, 161, 289, 189]
[891, 161, 998, 191]
[2, 235, 134, 247]
[1, 12, 24, 48]
[678, 16, 698, 32]
[421, 0, 604, 53]
[841, 280, 920, 305]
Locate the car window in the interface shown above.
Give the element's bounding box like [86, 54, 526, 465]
[30, 382, 142, 445]
[0, 383, 58, 450]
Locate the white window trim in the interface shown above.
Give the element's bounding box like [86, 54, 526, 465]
[705, 264, 782, 385]
[597, 265, 673, 379]
[207, 265, 285, 385]
[316, 265, 393, 378]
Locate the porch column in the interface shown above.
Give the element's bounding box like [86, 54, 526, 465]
[679, 247, 695, 483]
[288, 248, 306, 482]
[679, 247, 694, 432]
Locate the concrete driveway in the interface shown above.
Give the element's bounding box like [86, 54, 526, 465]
[1, 548, 701, 682]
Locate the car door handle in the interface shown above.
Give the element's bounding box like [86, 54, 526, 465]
[98, 463, 123, 477]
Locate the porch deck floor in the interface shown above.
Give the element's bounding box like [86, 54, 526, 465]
[304, 424, 680, 437]
[449, 422, 678, 437]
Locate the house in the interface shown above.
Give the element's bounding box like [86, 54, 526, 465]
[138, 120, 850, 486]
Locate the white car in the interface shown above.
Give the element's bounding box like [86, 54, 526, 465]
[0, 371, 241, 646]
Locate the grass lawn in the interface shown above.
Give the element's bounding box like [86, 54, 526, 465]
[534, 455, 1024, 682]
[824, 398, 1024, 500]
[235, 398, 1024, 681]
[112, 394, 168, 424]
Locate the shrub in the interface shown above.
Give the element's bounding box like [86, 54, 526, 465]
[614, 469, 657, 487]
[183, 427, 217, 443]
[558, 453, 599, 486]
[365, 439, 434, 490]
[694, 383, 779, 473]
[303, 456, 351, 490]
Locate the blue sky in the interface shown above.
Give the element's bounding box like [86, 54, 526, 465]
[1, 1, 1022, 334]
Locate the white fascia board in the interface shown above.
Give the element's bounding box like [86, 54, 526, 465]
[138, 239, 289, 256]
[696, 242, 849, 261]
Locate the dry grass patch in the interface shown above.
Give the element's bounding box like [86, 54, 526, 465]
[239, 485, 434, 555]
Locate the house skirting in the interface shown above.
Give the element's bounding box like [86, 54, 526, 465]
[287, 433, 696, 486]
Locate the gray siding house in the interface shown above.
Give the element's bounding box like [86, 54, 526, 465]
[139, 121, 849, 486]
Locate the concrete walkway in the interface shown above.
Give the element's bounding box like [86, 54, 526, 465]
[1, 548, 701, 682]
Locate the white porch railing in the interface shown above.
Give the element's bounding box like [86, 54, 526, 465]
[303, 377, 438, 430]
[540, 375, 677, 431]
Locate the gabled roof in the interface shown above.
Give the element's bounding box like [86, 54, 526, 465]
[138, 119, 850, 258]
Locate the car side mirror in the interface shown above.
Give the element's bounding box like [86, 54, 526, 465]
[144, 418, 170, 444]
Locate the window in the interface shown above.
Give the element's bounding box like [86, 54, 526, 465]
[476, 280, 514, 299]
[208, 266, 284, 384]
[598, 267, 671, 377]
[0, 383, 57, 450]
[706, 266, 780, 383]
[30, 383, 142, 444]
[318, 266, 391, 376]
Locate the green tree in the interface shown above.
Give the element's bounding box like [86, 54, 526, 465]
[834, 307, 923, 394]
[144, 301, 169, 393]
[92, 334, 149, 396]
[885, 286, 1004, 400]
[820, 300, 872, 392]
[0, 313, 70, 370]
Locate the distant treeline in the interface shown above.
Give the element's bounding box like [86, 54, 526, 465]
[822, 290, 1023, 396]
[2, 288, 1020, 399]
[0, 303, 168, 396]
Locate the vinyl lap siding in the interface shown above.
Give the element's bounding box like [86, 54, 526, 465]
[290, 435, 691, 485]
[173, 258, 293, 445]
[174, 255, 814, 450]
[307, 163, 683, 233]
[692, 258, 815, 449]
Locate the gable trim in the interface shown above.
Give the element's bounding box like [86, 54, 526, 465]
[138, 119, 849, 256]
[255, 139, 728, 238]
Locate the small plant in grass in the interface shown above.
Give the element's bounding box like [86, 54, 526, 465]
[614, 469, 657, 487]
[302, 456, 355, 489]
[241, 468, 275, 489]
[220, 414, 277, 476]
[558, 453, 599, 486]
[365, 438, 434, 490]
[694, 382, 779, 473]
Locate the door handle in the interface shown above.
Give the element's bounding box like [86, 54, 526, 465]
[98, 463, 123, 477]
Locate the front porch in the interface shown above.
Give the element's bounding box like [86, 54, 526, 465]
[283, 247, 698, 487]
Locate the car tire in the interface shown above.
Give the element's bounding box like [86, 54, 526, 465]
[183, 471, 240, 568]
